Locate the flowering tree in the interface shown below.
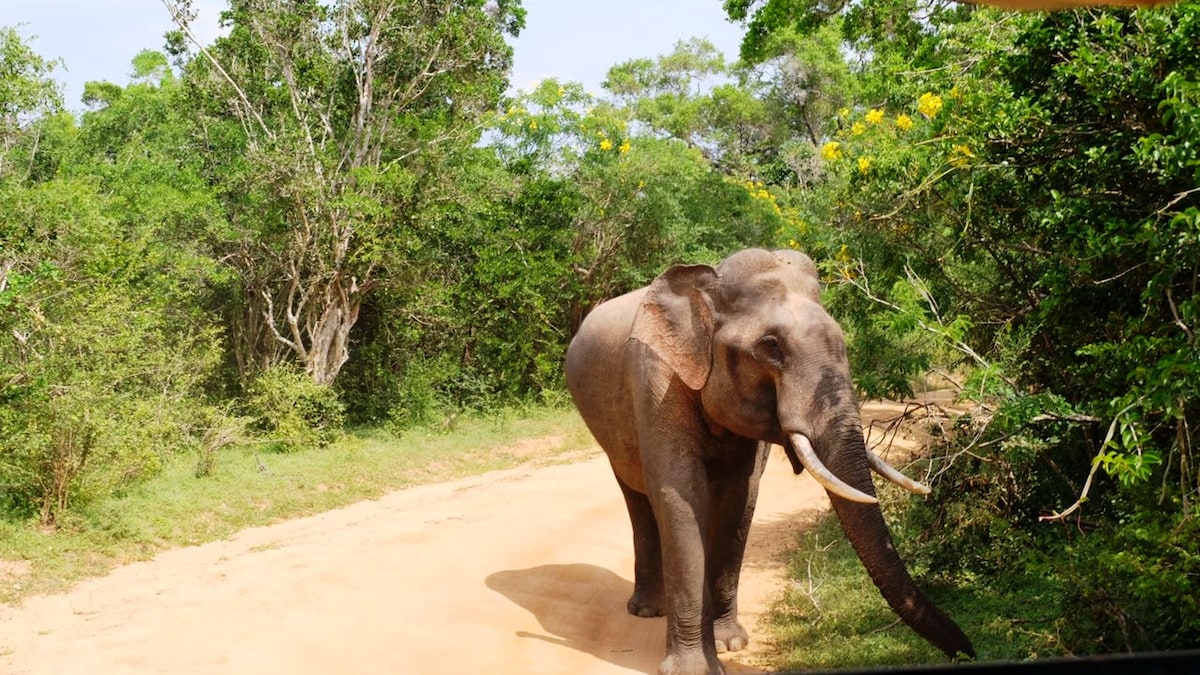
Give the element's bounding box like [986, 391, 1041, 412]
[778, 4, 1200, 654]
[491, 74, 791, 328]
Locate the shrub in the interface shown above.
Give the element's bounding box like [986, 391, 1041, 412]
[0, 284, 222, 526]
[902, 406, 1200, 655]
[187, 405, 249, 477]
[243, 364, 346, 451]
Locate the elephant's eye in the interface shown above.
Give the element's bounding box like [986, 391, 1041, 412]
[754, 335, 785, 366]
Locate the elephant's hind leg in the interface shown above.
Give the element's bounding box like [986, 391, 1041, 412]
[616, 476, 665, 617]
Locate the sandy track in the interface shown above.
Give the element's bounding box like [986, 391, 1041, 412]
[0, 402, 926, 674]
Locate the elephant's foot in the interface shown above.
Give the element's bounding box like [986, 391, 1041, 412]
[658, 649, 724, 675]
[626, 585, 665, 618]
[713, 617, 749, 653]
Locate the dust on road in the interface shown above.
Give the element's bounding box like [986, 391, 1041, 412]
[0, 401, 930, 674]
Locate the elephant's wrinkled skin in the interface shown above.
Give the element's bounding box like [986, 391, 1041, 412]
[564, 248, 974, 675]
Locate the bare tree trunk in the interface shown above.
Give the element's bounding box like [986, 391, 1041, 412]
[305, 274, 362, 385]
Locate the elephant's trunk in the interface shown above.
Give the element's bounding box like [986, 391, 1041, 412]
[823, 423, 976, 660]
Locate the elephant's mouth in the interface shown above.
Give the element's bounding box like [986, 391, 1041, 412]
[780, 440, 806, 475]
[784, 433, 932, 504]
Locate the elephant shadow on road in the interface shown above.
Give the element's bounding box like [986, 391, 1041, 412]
[485, 563, 665, 673]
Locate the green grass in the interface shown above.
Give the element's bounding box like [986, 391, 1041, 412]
[0, 405, 594, 606]
[763, 509, 1074, 671]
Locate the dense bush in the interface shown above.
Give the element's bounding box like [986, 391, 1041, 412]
[779, 3, 1200, 654]
[0, 201, 222, 524]
[243, 364, 346, 451]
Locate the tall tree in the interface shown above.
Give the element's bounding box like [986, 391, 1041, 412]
[0, 27, 61, 184]
[493, 77, 790, 331]
[163, 0, 525, 384]
[1, 40, 224, 525]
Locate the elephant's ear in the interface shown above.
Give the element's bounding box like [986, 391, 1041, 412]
[630, 264, 718, 391]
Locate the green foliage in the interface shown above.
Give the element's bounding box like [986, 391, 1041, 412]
[905, 434, 1200, 652]
[0, 27, 62, 165]
[768, 510, 1071, 668]
[774, 448, 1198, 668]
[167, 0, 526, 385]
[187, 405, 249, 478]
[493, 69, 788, 308]
[1, 7, 838, 529]
[790, 2, 1200, 498]
[243, 364, 345, 451]
[758, 0, 1200, 660]
[0, 188, 222, 524]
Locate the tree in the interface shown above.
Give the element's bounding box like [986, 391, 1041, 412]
[493, 76, 789, 330]
[0, 27, 61, 182]
[75, 50, 227, 321]
[163, 0, 525, 385]
[784, 3, 1200, 651]
[1, 39, 223, 525]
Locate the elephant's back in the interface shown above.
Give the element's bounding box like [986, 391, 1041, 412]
[564, 288, 645, 464]
[565, 288, 645, 390]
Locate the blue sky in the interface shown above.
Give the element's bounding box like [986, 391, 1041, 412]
[4, 0, 746, 112]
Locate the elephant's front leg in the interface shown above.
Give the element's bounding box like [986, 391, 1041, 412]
[647, 450, 724, 675]
[705, 441, 769, 653]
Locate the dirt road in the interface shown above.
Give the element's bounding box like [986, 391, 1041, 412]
[0, 402, 926, 675]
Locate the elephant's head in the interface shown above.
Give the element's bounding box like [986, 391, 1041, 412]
[630, 248, 975, 659]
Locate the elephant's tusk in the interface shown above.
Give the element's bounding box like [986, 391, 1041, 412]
[789, 434, 878, 504]
[867, 450, 932, 495]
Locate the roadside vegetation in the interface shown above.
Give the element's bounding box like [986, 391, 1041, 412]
[2, 0, 1197, 666]
[0, 404, 592, 605]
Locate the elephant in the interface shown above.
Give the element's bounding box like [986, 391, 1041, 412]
[564, 248, 974, 675]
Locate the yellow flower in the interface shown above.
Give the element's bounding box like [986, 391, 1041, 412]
[895, 114, 913, 131]
[865, 109, 884, 124]
[949, 144, 975, 168]
[557, 86, 565, 97]
[821, 141, 842, 161]
[600, 138, 613, 151]
[857, 156, 872, 174]
[838, 107, 850, 118]
[917, 92, 943, 120]
[851, 122, 866, 136]
[529, 120, 538, 130]
[618, 139, 631, 154]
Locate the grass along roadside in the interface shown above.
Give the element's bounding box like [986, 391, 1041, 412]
[0, 405, 595, 606]
[763, 498, 1074, 670]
